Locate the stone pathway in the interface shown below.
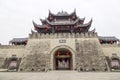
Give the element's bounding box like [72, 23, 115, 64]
[0, 71, 120, 80]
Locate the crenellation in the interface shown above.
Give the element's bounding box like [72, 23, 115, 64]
[84, 32, 89, 38]
[88, 32, 93, 37]
[94, 32, 98, 37]
[36, 33, 40, 38]
[45, 33, 49, 38]
[80, 33, 84, 38]
[29, 32, 98, 39]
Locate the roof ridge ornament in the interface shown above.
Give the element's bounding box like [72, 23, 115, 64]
[32, 20, 38, 26]
[31, 29, 35, 34]
[74, 8, 76, 13]
[90, 27, 96, 32]
[49, 9, 51, 14]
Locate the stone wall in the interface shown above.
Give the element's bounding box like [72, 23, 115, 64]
[19, 39, 50, 71]
[0, 45, 25, 69]
[76, 38, 108, 71]
[101, 44, 120, 57]
[0, 57, 4, 68]
[0, 46, 25, 58]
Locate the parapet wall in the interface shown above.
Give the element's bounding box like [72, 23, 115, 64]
[0, 45, 26, 49]
[0, 45, 25, 58]
[101, 44, 120, 47]
[0, 45, 25, 68]
[29, 32, 98, 39]
[101, 44, 120, 57]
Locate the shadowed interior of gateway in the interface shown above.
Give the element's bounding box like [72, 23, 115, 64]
[54, 49, 72, 70]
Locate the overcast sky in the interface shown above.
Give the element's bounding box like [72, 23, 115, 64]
[0, 0, 120, 44]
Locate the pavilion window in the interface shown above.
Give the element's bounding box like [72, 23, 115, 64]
[46, 26, 50, 31]
[55, 26, 58, 30]
[79, 28, 83, 31]
[67, 26, 70, 29]
[74, 25, 78, 28]
[72, 15, 76, 19]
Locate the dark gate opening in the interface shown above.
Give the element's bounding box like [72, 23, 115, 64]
[54, 49, 72, 70]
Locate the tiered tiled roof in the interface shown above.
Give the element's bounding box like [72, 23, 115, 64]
[33, 10, 92, 33]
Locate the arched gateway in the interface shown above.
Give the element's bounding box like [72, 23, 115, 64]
[50, 45, 75, 70]
[54, 49, 72, 70]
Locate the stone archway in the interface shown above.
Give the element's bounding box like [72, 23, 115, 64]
[50, 45, 75, 70]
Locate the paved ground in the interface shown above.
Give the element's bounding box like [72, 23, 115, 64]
[0, 71, 120, 80]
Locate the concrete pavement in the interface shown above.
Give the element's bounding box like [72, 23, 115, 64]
[0, 71, 120, 80]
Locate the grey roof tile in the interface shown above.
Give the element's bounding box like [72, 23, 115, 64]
[99, 36, 119, 41]
[10, 38, 28, 43]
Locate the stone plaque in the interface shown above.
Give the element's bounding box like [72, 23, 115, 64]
[59, 39, 66, 43]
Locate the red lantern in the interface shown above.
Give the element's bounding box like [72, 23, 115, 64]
[80, 22, 83, 24]
[79, 28, 83, 31]
[55, 26, 58, 30]
[72, 16, 76, 19]
[50, 17, 53, 20]
[56, 51, 61, 56]
[74, 25, 78, 28]
[66, 52, 70, 56]
[46, 26, 50, 31]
